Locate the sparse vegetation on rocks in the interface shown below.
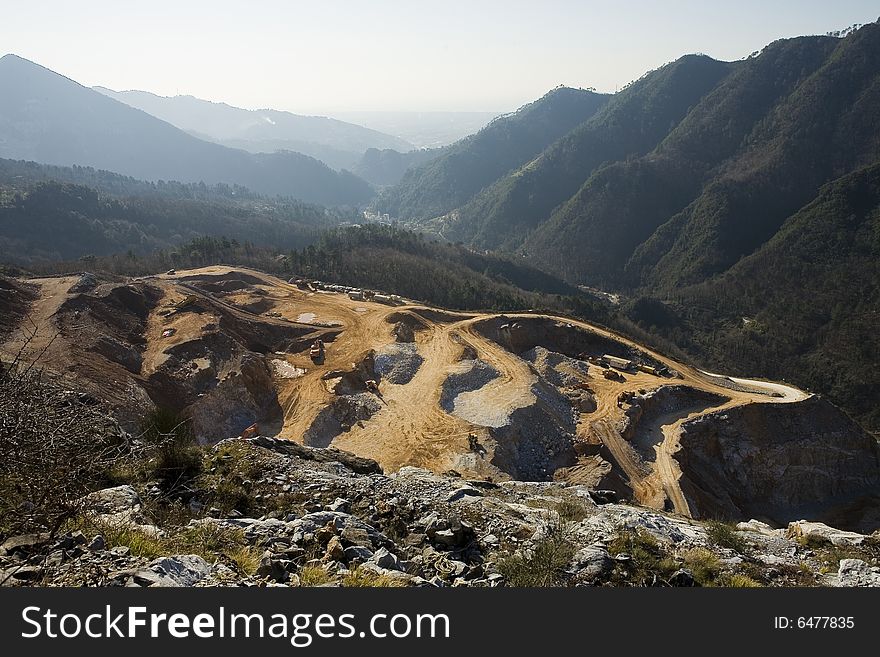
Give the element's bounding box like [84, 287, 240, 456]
[2, 434, 879, 588]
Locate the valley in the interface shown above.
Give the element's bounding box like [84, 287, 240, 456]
[1, 14, 880, 593]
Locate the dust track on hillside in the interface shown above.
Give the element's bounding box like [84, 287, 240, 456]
[1, 265, 813, 516]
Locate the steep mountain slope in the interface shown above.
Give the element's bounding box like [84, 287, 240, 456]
[0, 55, 373, 205]
[353, 147, 445, 187]
[431, 55, 734, 252]
[657, 162, 880, 432]
[523, 35, 841, 285]
[95, 88, 413, 170]
[637, 25, 880, 289]
[519, 26, 880, 288]
[374, 87, 610, 220]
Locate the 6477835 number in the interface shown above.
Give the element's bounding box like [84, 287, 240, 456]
[774, 616, 854, 629]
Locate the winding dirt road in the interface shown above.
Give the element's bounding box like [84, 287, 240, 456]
[2, 265, 813, 518]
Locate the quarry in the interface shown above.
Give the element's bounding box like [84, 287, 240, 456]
[2, 265, 878, 536]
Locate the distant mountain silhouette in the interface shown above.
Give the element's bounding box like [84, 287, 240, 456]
[0, 55, 373, 205]
[330, 110, 500, 149]
[95, 87, 414, 170]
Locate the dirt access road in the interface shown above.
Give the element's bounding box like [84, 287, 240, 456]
[3, 265, 813, 517]
[168, 269, 809, 512]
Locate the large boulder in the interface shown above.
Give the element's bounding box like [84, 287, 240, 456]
[837, 559, 880, 587]
[0, 533, 52, 558]
[786, 521, 867, 547]
[111, 555, 212, 587]
[567, 544, 612, 580]
[736, 520, 785, 538]
[246, 435, 382, 474]
[571, 504, 707, 545]
[147, 555, 212, 587]
[82, 485, 142, 517]
[81, 486, 161, 536]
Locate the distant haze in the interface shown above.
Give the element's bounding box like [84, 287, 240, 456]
[329, 112, 501, 149]
[1, 1, 878, 113]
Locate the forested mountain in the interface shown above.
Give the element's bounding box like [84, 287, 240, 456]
[444, 54, 733, 251]
[627, 26, 880, 290]
[515, 25, 880, 297]
[0, 55, 374, 205]
[367, 22, 880, 432]
[644, 162, 880, 432]
[353, 147, 445, 187]
[374, 87, 610, 220]
[381, 25, 880, 290]
[95, 88, 412, 171]
[0, 159, 355, 263]
[522, 34, 847, 286]
[0, 158, 260, 201]
[17, 224, 605, 323]
[287, 225, 582, 305]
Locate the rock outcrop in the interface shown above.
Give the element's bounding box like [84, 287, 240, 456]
[837, 559, 880, 587]
[80, 485, 162, 537]
[676, 396, 880, 531]
[3, 438, 877, 588]
[186, 352, 282, 442]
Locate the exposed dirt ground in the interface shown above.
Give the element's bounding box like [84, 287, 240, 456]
[1, 265, 819, 518]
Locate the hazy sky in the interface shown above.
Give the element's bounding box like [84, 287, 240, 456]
[3, 1, 878, 113]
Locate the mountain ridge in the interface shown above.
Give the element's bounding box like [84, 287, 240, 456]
[374, 86, 611, 220]
[0, 54, 374, 205]
[94, 86, 414, 170]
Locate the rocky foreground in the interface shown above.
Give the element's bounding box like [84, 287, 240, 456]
[2, 437, 878, 588]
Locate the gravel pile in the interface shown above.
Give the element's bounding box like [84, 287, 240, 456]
[374, 343, 424, 385]
[271, 359, 306, 379]
[303, 393, 382, 448]
[523, 346, 590, 388]
[531, 381, 579, 426]
[439, 360, 501, 414]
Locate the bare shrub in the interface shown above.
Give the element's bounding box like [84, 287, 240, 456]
[139, 407, 202, 494]
[0, 328, 131, 537]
